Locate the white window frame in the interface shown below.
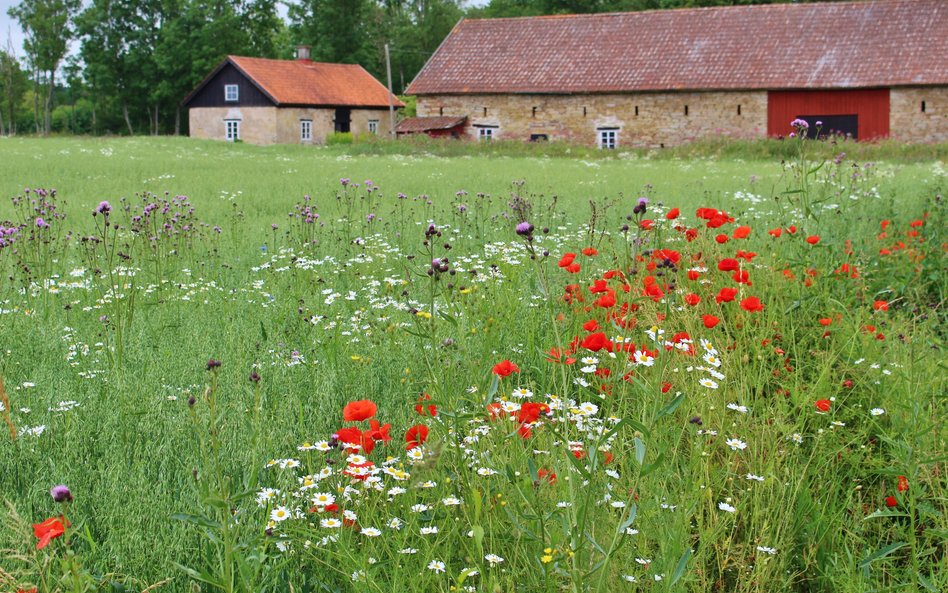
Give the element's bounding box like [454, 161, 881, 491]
[597, 128, 618, 149]
[225, 119, 240, 141]
[224, 84, 239, 102]
[300, 120, 312, 142]
[368, 119, 379, 135]
[478, 127, 495, 141]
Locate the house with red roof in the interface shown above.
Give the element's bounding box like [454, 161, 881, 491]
[183, 47, 403, 145]
[406, 0, 947, 147]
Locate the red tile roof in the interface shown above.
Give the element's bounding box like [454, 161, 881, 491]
[407, 0, 948, 95]
[226, 56, 403, 107]
[395, 116, 467, 133]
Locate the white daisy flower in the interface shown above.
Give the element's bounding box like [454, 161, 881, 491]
[718, 502, 736, 513]
[725, 438, 747, 451]
[270, 507, 291, 522]
[361, 527, 382, 537]
[484, 554, 504, 567]
[427, 560, 446, 573]
[699, 378, 719, 389]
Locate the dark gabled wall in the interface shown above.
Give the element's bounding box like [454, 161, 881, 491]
[185, 62, 275, 108]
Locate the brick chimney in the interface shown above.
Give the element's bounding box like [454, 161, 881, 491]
[296, 45, 311, 61]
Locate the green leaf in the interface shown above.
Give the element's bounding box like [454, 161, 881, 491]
[641, 449, 666, 477]
[172, 562, 223, 588]
[863, 508, 910, 521]
[634, 437, 646, 466]
[918, 573, 937, 592]
[487, 374, 499, 400]
[170, 513, 221, 529]
[655, 391, 686, 419]
[857, 541, 907, 569]
[472, 488, 482, 523]
[671, 547, 693, 585]
[617, 503, 637, 533]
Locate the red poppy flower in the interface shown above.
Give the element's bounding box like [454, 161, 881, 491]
[518, 402, 550, 424]
[537, 468, 557, 484]
[897, 475, 909, 492]
[580, 332, 612, 352]
[415, 393, 437, 417]
[582, 319, 599, 331]
[685, 228, 699, 242]
[735, 250, 757, 262]
[558, 253, 577, 267]
[492, 359, 520, 377]
[366, 420, 391, 443]
[702, 314, 720, 329]
[717, 258, 740, 272]
[786, 225, 797, 234]
[343, 399, 377, 422]
[732, 270, 751, 285]
[596, 292, 617, 308]
[885, 495, 898, 508]
[33, 516, 68, 550]
[684, 293, 701, 306]
[740, 296, 764, 312]
[582, 247, 598, 256]
[818, 318, 832, 326]
[815, 399, 831, 412]
[715, 234, 729, 244]
[566, 263, 581, 273]
[768, 227, 782, 238]
[687, 270, 701, 281]
[873, 300, 889, 311]
[806, 235, 820, 245]
[405, 424, 429, 450]
[715, 287, 738, 304]
[733, 226, 751, 239]
[665, 207, 680, 220]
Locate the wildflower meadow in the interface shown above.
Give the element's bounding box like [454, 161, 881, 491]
[0, 133, 945, 592]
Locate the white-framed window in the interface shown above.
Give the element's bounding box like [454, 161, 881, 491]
[224, 84, 239, 102]
[368, 119, 379, 134]
[300, 120, 312, 142]
[478, 127, 495, 141]
[225, 119, 240, 141]
[597, 128, 618, 149]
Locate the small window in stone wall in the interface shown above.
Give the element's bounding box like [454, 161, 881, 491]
[225, 120, 240, 141]
[635, 106, 639, 116]
[583, 106, 587, 117]
[532, 106, 537, 118]
[684, 105, 689, 116]
[368, 120, 379, 134]
[737, 104, 742, 116]
[530, 134, 548, 142]
[921, 101, 926, 113]
[439, 107, 444, 116]
[478, 127, 494, 141]
[597, 128, 618, 150]
[483, 107, 488, 117]
[300, 120, 312, 142]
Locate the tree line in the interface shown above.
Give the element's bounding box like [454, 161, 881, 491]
[0, 0, 845, 137]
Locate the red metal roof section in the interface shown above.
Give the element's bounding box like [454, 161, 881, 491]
[395, 116, 467, 133]
[229, 56, 404, 108]
[407, 0, 948, 95]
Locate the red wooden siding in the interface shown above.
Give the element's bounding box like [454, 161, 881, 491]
[768, 89, 890, 140]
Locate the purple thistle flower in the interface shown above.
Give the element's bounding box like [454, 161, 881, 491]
[96, 201, 112, 215]
[50, 485, 73, 503]
[35, 217, 49, 228]
[515, 221, 534, 236]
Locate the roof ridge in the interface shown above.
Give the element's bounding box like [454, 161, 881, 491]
[460, 0, 918, 23]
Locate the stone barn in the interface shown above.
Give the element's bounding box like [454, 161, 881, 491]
[184, 47, 403, 145]
[406, 0, 947, 148]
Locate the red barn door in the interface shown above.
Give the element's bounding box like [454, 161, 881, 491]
[768, 89, 890, 140]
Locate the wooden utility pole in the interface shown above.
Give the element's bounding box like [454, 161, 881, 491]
[385, 43, 396, 138]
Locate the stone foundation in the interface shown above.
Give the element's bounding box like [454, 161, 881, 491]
[189, 107, 396, 145]
[417, 92, 768, 148]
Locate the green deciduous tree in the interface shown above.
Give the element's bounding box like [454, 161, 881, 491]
[7, 0, 81, 135]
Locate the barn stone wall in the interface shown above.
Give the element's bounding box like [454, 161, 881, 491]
[417, 92, 768, 147]
[190, 106, 396, 145]
[890, 87, 948, 143]
[189, 107, 278, 145]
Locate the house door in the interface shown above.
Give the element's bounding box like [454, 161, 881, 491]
[797, 114, 858, 140]
[334, 108, 351, 133]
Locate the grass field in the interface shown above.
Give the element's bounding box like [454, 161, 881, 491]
[0, 135, 945, 593]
